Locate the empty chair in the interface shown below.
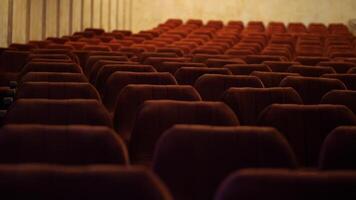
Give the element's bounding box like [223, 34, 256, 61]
[204, 58, 245, 67]
[84, 55, 129, 76]
[174, 67, 232, 85]
[20, 72, 88, 84]
[258, 104, 356, 166]
[321, 90, 356, 114]
[88, 60, 140, 82]
[114, 85, 201, 142]
[246, 55, 286, 64]
[0, 124, 128, 164]
[157, 62, 206, 74]
[103, 72, 177, 112]
[130, 100, 240, 164]
[224, 64, 272, 75]
[194, 74, 264, 101]
[20, 62, 82, 77]
[263, 61, 300, 72]
[321, 74, 356, 90]
[16, 82, 101, 101]
[294, 56, 330, 66]
[223, 87, 302, 125]
[153, 125, 297, 200]
[280, 76, 347, 104]
[318, 61, 356, 73]
[4, 99, 112, 127]
[287, 65, 336, 77]
[95, 64, 156, 95]
[0, 165, 172, 200]
[215, 169, 356, 200]
[251, 71, 300, 87]
[319, 126, 356, 170]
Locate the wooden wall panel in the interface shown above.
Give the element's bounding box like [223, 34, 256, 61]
[109, 0, 118, 31]
[72, 0, 83, 33]
[29, 0, 44, 41]
[101, 0, 110, 31]
[82, 0, 92, 29]
[92, 0, 101, 28]
[12, 0, 28, 43]
[45, 0, 58, 37]
[59, 0, 70, 36]
[0, 0, 10, 47]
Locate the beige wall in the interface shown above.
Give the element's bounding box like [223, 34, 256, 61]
[0, 0, 133, 47]
[132, 0, 356, 32]
[1, 0, 355, 47]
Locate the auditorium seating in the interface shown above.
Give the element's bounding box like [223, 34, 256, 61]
[153, 125, 297, 200]
[0, 124, 128, 164]
[280, 76, 347, 104]
[1, 18, 356, 198]
[113, 85, 202, 142]
[0, 165, 172, 200]
[258, 104, 356, 166]
[129, 100, 239, 164]
[194, 74, 264, 100]
[215, 169, 356, 200]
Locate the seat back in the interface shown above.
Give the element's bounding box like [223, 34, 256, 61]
[215, 169, 356, 200]
[0, 125, 128, 164]
[258, 104, 356, 166]
[130, 100, 240, 164]
[223, 87, 303, 125]
[4, 99, 112, 127]
[0, 165, 173, 200]
[153, 125, 297, 200]
[16, 82, 101, 101]
[114, 85, 201, 142]
[280, 76, 347, 104]
[103, 72, 177, 112]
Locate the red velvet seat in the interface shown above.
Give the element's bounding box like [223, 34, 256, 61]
[321, 74, 356, 90]
[4, 99, 112, 127]
[20, 72, 88, 83]
[114, 85, 201, 142]
[215, 169, 356, 200]
[224, 64, 271, 75]
[174, 67, 232, 85]
[130, 100, 240, 164]
[258, 104, 356, 166]
[153, 125, 297, 200]
[103, 72, 177, 112]
[194, 74, 264, 101]
[321, 90, 356, 114]
[251, 71, 300, 87]
[280, 76, 347, 104]
[0, 124, 128, 164]
[287, 65, 336, 77]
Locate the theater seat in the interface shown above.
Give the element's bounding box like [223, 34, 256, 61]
[215, 169, 356, 200]
[0, 124, 128, 164]
[20, 72, 88, 83]
[287, 65, 336, 77]
[246, 55, 286, 64]
[157, 62, 206, 74]
[3, 99, 112, 127]
[321, 90, 356, 114]
[318, 61, 356, 73]
[194, 74, 264, 101]
[280, 76, 347, 104]
[319, 126, 356, 170]
[153, 125, 297, 200]
[224, 64, 272, 75]
[103, 72, 177, 112]
[321, 74, 356, 90]
[94, 64, 156, 95]
[130, 100, 240, 164]
[174, 67, 232, 85]
[0, 165, 172, 200]
[114, 85, 201, 142]
[250, 71, 300, 87]
[223, 87, 303, 125]
[16, 82, 101, 101]
[258, 104, 356, 166]
[20, 62, 82, 77]
[294, 56, 330, 66]
[263, 61, 300, 72]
